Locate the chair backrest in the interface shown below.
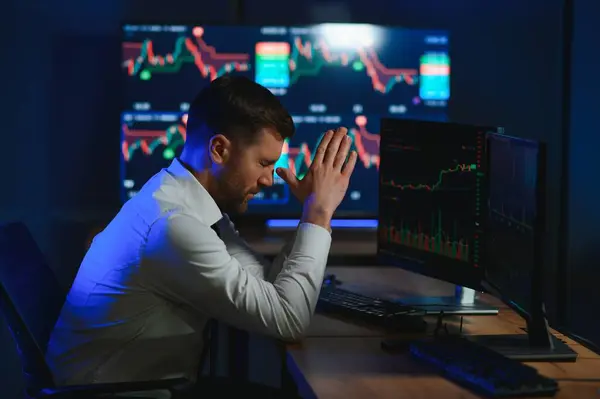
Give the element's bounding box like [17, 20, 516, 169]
[0, 222, 66, 393]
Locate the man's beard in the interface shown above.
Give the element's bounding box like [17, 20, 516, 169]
[214, 168, 253, 214]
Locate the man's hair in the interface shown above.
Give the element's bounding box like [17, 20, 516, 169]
[185, 75, 295, 144]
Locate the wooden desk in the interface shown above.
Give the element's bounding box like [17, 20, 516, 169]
[287, 267, 600, 399]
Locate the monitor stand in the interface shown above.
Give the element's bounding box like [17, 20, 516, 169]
[382, 302, 577, 362]
[465, 301, 577, 362]
[397, 285, 499, 315]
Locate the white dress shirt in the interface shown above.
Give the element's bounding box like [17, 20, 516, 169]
[45, 158, 332, 386]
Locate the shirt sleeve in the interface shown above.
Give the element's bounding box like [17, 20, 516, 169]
[214, 215, 271, 280]
[215, 215, 299, 282]
[140, 212, 332, 341]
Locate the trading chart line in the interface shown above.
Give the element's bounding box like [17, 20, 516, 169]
[381, 163, 477, 191]
[122, 123, 186, 162]
[281, 116, 380, 178]
[290, 37, 418, 93]
[122, 27, 250, 80]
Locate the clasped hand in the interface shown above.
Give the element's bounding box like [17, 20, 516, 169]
[276, 127, 358, 218]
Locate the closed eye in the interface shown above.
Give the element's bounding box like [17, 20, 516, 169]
[261, 160, 277, 167]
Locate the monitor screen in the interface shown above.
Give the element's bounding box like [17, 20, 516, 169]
[377, 119, 490, 290]
[485, 133, 545, 314]
[121, 24, 450, 215]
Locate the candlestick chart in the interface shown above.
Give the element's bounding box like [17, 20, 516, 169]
[289, 37, 417, 91]
[120, 112, 382, 212]
[273, 29, 449, 115]
[120, 24, 450, 215]
[120, 112, 187, 197]
[122, 25, 253, 111]
[379, 208, 471, 262]
[378, 119, 487, 268]
[122, 29, 251, 81]
[121, 24, 450, 119]
[279, 115, 380, 179]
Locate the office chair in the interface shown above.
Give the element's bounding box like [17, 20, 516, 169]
[0, 222, 190, 398]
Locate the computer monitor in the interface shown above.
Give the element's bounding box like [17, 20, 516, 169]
[377, 118, 498, 315]
[120, 24, 450, 220]
[472, 133, 577, 361]
[485, 133, 543, 316]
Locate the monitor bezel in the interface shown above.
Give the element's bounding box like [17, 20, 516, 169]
[118, 23, 451, 219]
[376, 118, 494, 292]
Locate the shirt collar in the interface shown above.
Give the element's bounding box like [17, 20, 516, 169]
[165, 158, 222, 226]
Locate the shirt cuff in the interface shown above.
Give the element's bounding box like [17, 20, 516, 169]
[290, 223, 332, 258]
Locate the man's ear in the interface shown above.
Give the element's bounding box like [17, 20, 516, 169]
[208, 134, 231, 165]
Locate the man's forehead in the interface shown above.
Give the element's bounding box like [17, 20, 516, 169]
[255, 128, 285, 149]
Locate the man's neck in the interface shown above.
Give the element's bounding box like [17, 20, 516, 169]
[178, 148, 214, 196]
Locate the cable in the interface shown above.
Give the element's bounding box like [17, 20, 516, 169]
[557, 329, 600, 355]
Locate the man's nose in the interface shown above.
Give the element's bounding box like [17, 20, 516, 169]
[259, 172, 274, 187]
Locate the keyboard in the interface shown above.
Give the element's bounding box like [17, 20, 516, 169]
[410, 336, 559, 397]
[317, 286, 427, 332]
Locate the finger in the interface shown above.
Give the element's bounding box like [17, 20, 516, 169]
[333, 135, 352, 170]
[341, 151, 358, 177]
[311, 130, 334, 167]
[323, 127, 348, 166]
[276, 167, 300, 189]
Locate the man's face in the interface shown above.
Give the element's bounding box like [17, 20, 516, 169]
[213, 128, 284, 214]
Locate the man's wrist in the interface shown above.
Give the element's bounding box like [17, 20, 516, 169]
[300, 203, 333, 231]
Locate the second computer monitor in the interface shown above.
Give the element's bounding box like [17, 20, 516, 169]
[378, 118, 496, 291]
[477, 133, 576, 361]
[485, 133, 546, 316]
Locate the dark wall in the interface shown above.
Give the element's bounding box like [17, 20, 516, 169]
[1, 1, 566, 397]
[566, 0, 600, 347]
